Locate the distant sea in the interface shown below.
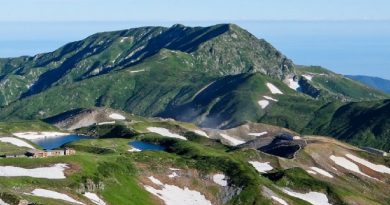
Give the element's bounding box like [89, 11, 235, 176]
[0, 21, 389, 79]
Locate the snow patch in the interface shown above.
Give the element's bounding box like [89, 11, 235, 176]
[345, 154, 390, 174]
[97, 121, 115, 125]
[0, 137, 34, 149]
[219, 133, 245, 146]
[0, 164, 68, 179]
[147, 127, 187, 140]
[83, 192, 106, 205]
[302, 74, 313, 81]
[266, 83, 283, 94]
[258, 100, 270, 109]
[130, 69, 145, 73]
[0, 198, 9, 205]
[30, 189, 84, 205]
[168, 172, 178, 178]
[287, 78, 300, 91]
[120, 37, 128, 43]
[248, 132, 268, 137]
[108, 113, 126, 120]
[306, 170, 317, 175]
[145, 176, 212, 205]
[310, 167, 333, 178]
[282, 189, 331, 205]
[249, 161, 273, 173]
[212, 174, 228, 186]
[193, 130, 209, 138]
[128, 147, 141, 152]
[13, 132, 68, 140]
[330, 155, 373, 179]
[271, 196, 288, 205]
[263, 96, 278, 102]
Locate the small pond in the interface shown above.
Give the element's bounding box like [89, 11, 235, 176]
[129, 141, 166, 151]
[31, 134, 91, 150]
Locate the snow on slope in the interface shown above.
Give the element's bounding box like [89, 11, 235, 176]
[266, 83, 283, 94]
[248, 132, 268, 137]
[0, 137, 34, 149]
[83, 192, 106, 205]
[212, 174, 228, 186]
[219, 133, 245, 146]
[147, 127, 187, 140]
[283, 189, 331, 205]
[258, 100, 270, 109]
[263, 96, 278, 102]
[0, 198, 9, 205]
[0, 164, 68, 179]
[310, 167, 334, 178]
[30, 189, 84, 204]
[193, 130, 209, 138]
[249, 161, 273, 173]
[108, 113, 126, 120]
[144, 176, 212, 205]
[330, 155, 374, 179]
[346, 154, 390, 174]
[287, 78, 300, 91]
[302, 74, 313, 81]
[13, 132, 68, 140]
[130, 69, 145, 73]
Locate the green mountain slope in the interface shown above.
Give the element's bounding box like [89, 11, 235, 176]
[1, 110, 389, 205]
[0, 24, 389, 150]
[346, 75, 390, 94]
[305, 99, 390, 151]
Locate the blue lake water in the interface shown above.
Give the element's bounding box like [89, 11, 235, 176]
[129, 141, 166, 151]
[31, 134, 91, 150]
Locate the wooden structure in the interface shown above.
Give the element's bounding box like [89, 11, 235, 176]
[25, 148, 76, 158]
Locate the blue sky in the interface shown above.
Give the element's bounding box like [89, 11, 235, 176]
[1, 0, 390, 79]
[2, 0, 390, 21]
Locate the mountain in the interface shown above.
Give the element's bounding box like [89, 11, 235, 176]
[346, 75, 390, 94]
[0, 24, 389, 150]
[1, 109, 389, 205]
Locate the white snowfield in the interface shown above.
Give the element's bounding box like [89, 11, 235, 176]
[0, 163, 68, 179]
[29, 189, 84, 205]
[345, 154, 390, 174]
[108, 113, 126, 120]
[97, 121, 115, 125]
[266, 83, 283, 94]
[282, 189, 331, 205]
[249, 161, 273, 173]
[83, 192, 106, 205]
[248, 132, 268, 137]
[0, 198, 9, 205]
[258, 100, 270, 109]
[0, 137, 35, 149]
[147, 127, 187, 140]
[219, 134, 245, 146]
[287, 78, 300, 91]
[263, 96, 278, 102]
[271, 196, 288, 205]
[212, 174, 228, 186]
[193, 130, 209, 138]
[144, 176, 213, 205]
[330, 155, 373, 179]
[130, 69, 145, 73]
[310, 167, 334, 178]
[128, 147, 141, 152]
[168, 172, 179, 178]
[302, 74, 313, 81]
[306, 170, 317, 175]
[13, 132, 68, 140]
